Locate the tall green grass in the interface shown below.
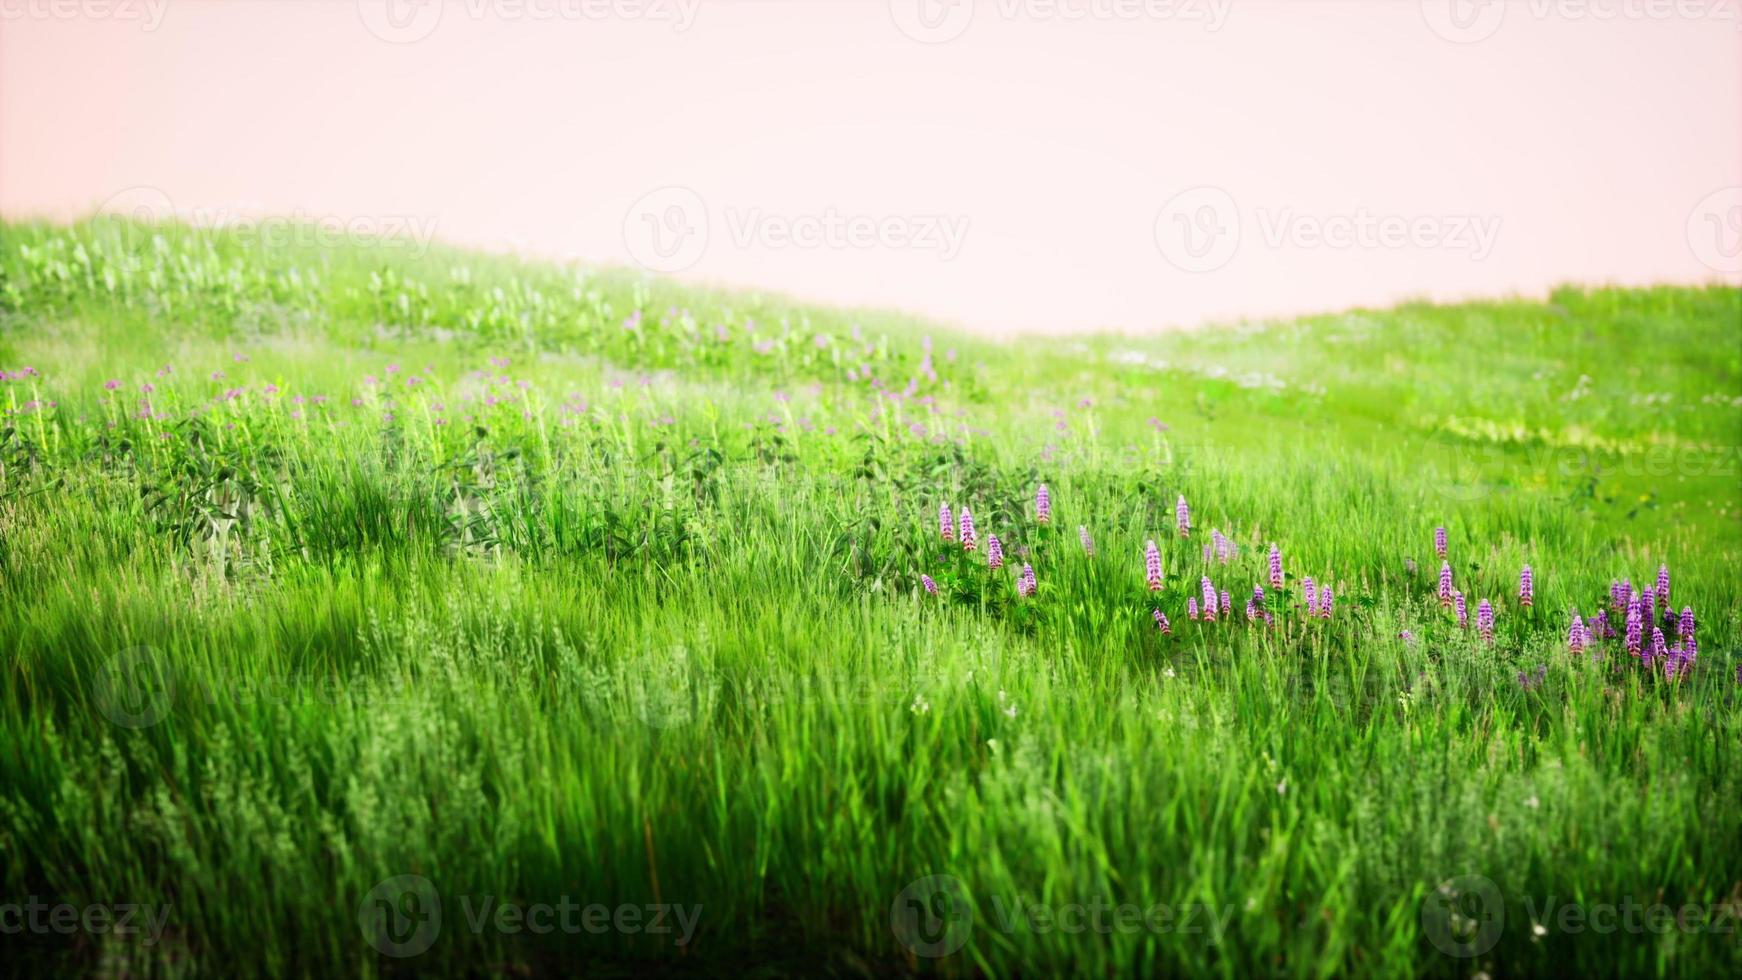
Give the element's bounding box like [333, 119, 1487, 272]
[1, 218, 1739, 977]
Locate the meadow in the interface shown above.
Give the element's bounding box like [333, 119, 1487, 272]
[0, 218, 1739, 977]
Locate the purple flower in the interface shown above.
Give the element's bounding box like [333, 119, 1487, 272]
[1153, 608, 1171, 635]
[1201, 577, 1217, 621]
[1318, 586, 1334, 620]
[987, 534, 1005, 570]
[1079, 525, 1094, 557]
[921, 574, 938, 596]
[1399, 629, 1416, 644]
[1252, 583, 1266, 610]
[1518, 565, 1533, 607]
[1678, 606, 1694, 641]
[1220, 590, 1232, 618]
[1590, 609, 1611, 639]
[1018, 563, 1037, 598]
[1642, 588, 1655, 629]
[1035, 484, 1052, 524]
[939, 502, 954, 543]
[1656, 564, 1670, 608]
[1625, 603, 1643, 657]
[1649, 626, 1668, 664]
[1213, 529, 1233, 563]
[1188, 597, 1200, 620]
[1303, 577, 1317, 610]
[103, 379, 121, 391]
[959, 507, 977, 552]
[1454, 591, 1468, 629]
[1477, 599, 1495, 643]
[1245, 596, 1258, 622]
[1267, 545, 1283, 588]
[1439, 562, 1453, 607]
[1434, 526, 1447, 560]
[1568, 614, 1587, 654]
[1176, 495, 1191, 537]
[1145, 540, 1164, 591]
[1517, 665, 1546, 691]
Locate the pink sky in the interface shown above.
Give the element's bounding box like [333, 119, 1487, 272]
[3, 0, 1739, 334]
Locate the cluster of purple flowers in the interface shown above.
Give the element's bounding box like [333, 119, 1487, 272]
[1035, 485, 1051, 524]
[1176, 495, 1191, 538]
[1267, 545, 1284, 589]
[1518, 565, 1533, 607]
[1145, 540, 1164, 592]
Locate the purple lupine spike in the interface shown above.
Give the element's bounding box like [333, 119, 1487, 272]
[1454, 591, 1468, 629]
[1656, 564, 1670, 607]
[1079, 525, 1095, 557]
[1609, 580, 1623, 611]
[1568, 614, 1587, 653]
[1625, 605, 1643, 657]
[939, 502, 954, 543]
[1267, 545, 1283, 588]
[1202, 543, 1212, 563]
[1518, 565, 1533, 607]
[1679, 606, 1694, 641]
[1018, 563, 1037, 598]
[987, 534, 1004, 570]
[1176, 495, 1191, 537]
[1188, 597, 1200, 620]
[1649, 626, 1668, 664]
[1145, 540, 1164, 591]
[1438, 562, 1453, 607]
[1214, 530, 1233, 563]
[1399, 629, 1415, 644]
[1591, 608, 1610, 639]
[1477, 599, 1495, 644]
[1303, 577, 1317, 611]
[1434, 526, 1447, 560]
[1035, 484, 1051, 524]
[1245, 596, 1258, 622]
[1318, 586, 1334, 619]
[1200, 577, 1217, 621]
[1642, 589, 1656, 632]
[921, 574, 938, 596]
[1153, 608, 1171, 635]
[959, 507, 977, 552]
[1220, 590, 1232, 618]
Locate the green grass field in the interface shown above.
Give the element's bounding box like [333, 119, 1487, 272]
[2, 218, 1739, 977]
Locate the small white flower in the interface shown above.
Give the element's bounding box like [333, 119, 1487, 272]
[1525, 794, 1540, 810]
[1163, 667, 1176, 679]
